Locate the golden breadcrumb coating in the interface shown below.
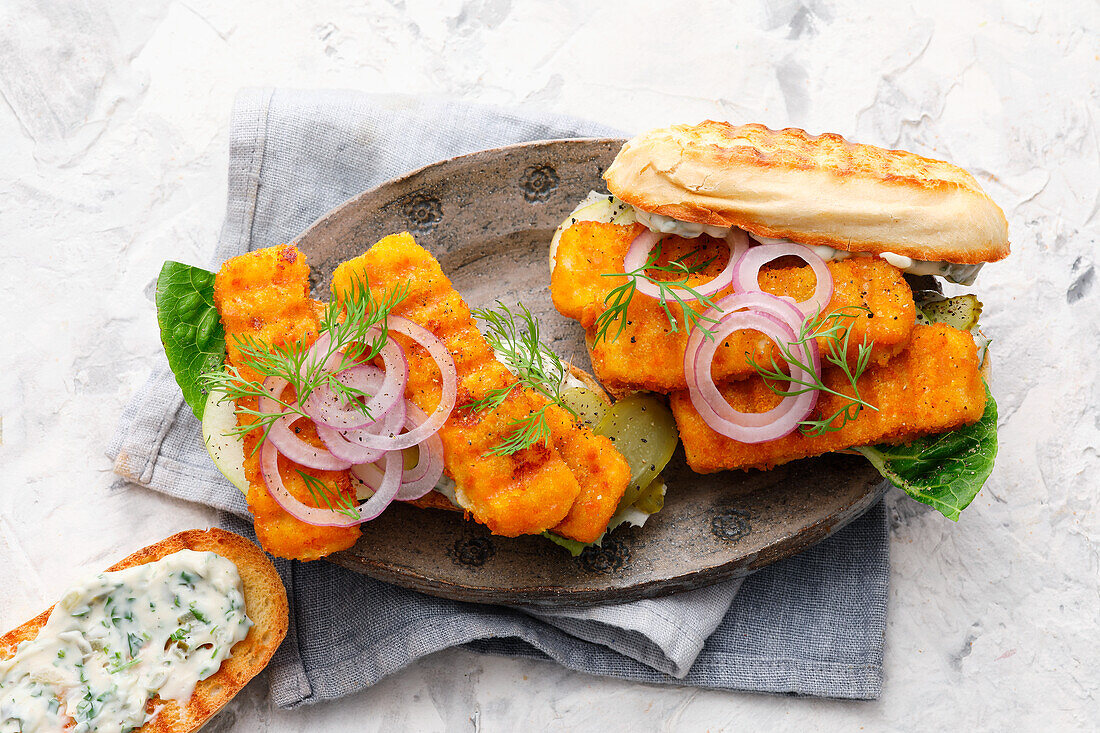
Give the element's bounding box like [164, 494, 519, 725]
[214, 245, 360, 561]
[669, 324, 987, 473]
[331, 233, 629, 541]
[551, 221, 915, 395]
[545, 402, 632, 543]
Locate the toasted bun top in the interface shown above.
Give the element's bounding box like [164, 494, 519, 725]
[0, 529, 288, 733]
[604, 121, 1010, 264]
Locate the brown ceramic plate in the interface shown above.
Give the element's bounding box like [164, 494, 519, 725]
[295, 138, 885, 607]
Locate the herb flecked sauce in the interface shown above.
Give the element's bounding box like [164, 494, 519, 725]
[0, 550, 251, 733]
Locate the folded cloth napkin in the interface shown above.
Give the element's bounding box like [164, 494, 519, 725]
[109, 88, 889, 704]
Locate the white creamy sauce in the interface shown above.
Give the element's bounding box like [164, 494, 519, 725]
[632, 208, 730, 238]
[0, 550, 251, 733]
[630, 205, 983, 285]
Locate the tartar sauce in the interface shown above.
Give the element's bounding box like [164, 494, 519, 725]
[0, 550, 251, 733]
[631, 206, 983, 285]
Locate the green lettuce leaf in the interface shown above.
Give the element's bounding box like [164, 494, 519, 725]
[854, 382, 997, 521]
[155, 261, 225, 420]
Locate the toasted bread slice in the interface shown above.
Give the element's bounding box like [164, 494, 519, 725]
[604, 121, 1009, 264]
[0, 528, 288, 733]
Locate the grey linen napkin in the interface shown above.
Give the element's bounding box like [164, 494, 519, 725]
[109, 88, 889, 703]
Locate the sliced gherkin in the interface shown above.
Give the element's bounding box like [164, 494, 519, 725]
[632, 475, 667, 515]
[919, 294, 984, 331]
[560, 387, 610, 428]
[594, 394, 678, 511]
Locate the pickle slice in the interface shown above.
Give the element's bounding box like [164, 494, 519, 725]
[594, 394, 678, 510]
[919, 294, 984, 330]
[560, 386, 610, 428]
[633, 475, 667, 515]
[201, 391, 248, 495]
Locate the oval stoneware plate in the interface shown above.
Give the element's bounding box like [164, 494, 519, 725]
[294, 138, 885, 607]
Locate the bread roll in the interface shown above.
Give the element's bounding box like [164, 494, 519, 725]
[604, 121, 1009, 264]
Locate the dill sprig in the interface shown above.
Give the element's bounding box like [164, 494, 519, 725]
[465, 302, 576, 456]
[485, 408, 554, 457]
[593, 242, 722, 345]
[296, 469, 359, 519]
[747, 306, 879, 436]
[202, 272, 408, 444]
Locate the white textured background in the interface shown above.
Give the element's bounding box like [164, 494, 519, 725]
[1, 0, 1097, 730]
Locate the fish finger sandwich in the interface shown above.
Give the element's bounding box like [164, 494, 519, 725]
[156, 236, 677, 561]
[549, 121, 1009, 520]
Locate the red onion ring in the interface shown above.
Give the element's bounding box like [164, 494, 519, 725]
[684, 292, 819, 443]
[392, 403, 445, 501]
[724, 228, 751, 266]
[260, 439, 359, 527]
[254, 305, 459, 527]
[261, 436, 405, 526]
[318, 395, 408, 464]
[311, 367, 386, 462]
[732, 243, 834, 317]
[331, 315, 457, 451]
[347, 450, 405, 521]
[622, 229, 741, 302]
[302, 333, 408, 430]
[345, 401, 444, 502]
[259, 377, 353, 470]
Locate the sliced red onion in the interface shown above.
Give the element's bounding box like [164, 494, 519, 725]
[732, 242, 834, 317]
[311, 366, 387, 462]
[331, 315, 457, 451]
[724, 228, 751, 266]
[302, 335, 408, 430]
[622, 228, 740, 302]
[259, 377, 353, 470]
[316, 422, 386, 465]
[348, 451, 404, 521]
[261, 436, 406, 527]
[319, 395, 408, 464]
[684, 292, 819, 443]
[685, 290, 819, 394]
[346, 402, 445, 502]
[256, 310, 458, 526]
[392, 403, 445, 501]
[266, 412, 355, 470]
[260, 439, 359, 527]
[257, 375, 288, 416]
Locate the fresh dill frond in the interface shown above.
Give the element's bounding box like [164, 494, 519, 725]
[465, 302, 576, 456]
[202, 272, 407, 447]
[296, 469, 359, 519]
[474, 301, 570, 404]
[747, 306, 879, 436]
[593, 242, 722, 345]
[483, 408, 553, 457]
